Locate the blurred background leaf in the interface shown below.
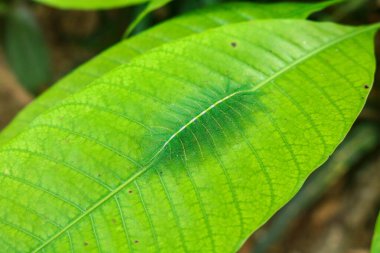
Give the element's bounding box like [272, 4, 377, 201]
[3, 2, 51, 94]
[33, 0, 149, 10]
[124, 0, 172, 36]
[0, 2, 7, 15]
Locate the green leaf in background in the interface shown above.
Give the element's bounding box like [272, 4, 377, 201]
[0, 0, 341, 144]
[0, 2, 7, 15]
[124, 0, 172, 37]
[33, 0, 149, 10]
[0, 18, 377, 252]
[4, 3, 51, 94]
[372, 213, 380, 253]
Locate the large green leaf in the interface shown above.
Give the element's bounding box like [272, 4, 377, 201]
[372, 213, 380, 253]
[0, 18, 376, 252]
[33, 0, 149, 10]
[0, 1, 341, 145]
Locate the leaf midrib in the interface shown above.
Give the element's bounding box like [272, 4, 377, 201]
[31, 24, 377, 252]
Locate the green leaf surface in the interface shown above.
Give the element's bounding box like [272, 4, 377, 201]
[0, 1, 341, 145]
[0, 18, 376, 252]
[4, 4, 51, 94]
[372, 213, 380, 253]
[33, 0, 148, 10]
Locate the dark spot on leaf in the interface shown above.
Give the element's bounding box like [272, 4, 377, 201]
[231, 42, 237, 48]
[84, 242, 88, 246]
[112, 218, 116, 224]
[97, 174, 101, 177]
[134, 240, 139, 244]
[364, 84, 369, 89]
[128, 190, 133, 194]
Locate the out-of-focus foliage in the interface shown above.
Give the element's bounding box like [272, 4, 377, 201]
[3, 3, 51, 94]
[33, 0, 149, 10]
[0, 2, 7, 14]
[125, 0, 172, 36]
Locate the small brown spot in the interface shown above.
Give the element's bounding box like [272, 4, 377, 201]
[231, 42, 237, 48]
[84, 242, 88, 246]
[128, 190, 133, 194]
[134, 240, 139, 244]
[364, 84, 369, 89]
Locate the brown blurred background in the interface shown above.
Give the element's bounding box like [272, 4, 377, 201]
[0, 0, 379, 252]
